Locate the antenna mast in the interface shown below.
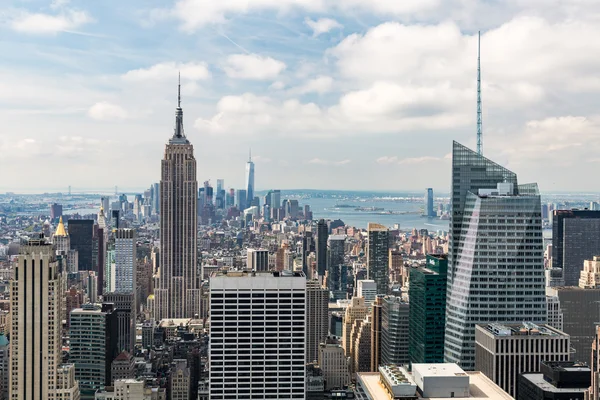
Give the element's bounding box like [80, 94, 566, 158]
[477, 31, 483, 155]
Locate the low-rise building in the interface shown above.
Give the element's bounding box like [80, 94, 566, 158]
[518, 361, 590, 400]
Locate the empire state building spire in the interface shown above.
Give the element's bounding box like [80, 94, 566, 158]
[173, 72, 185, 140]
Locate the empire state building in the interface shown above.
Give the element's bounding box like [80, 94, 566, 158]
[155, 80, 200, 319]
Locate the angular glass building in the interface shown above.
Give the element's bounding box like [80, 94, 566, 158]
[445, 142, 547, 370]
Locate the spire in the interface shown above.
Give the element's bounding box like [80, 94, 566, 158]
[249, 147, 252, 162]
[477, 31, 483, 155]
[55, 216, 67, 237]
[173, 72, 185, 139]
[98, 204, 106, 229]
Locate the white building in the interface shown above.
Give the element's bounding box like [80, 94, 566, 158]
[209, 271, 306, 399]
[356, 280, 377, 304]
[95, 379, 166, 400]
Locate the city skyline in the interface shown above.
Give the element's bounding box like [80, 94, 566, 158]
[2, 1, 600, 192]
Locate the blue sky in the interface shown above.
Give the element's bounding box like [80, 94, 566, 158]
[2, 0, 600, 193]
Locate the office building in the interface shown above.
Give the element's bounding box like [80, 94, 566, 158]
[114, 229, 136, 293]
[356, 280, 377, 304]
[209, 271, 306, 399]
[388, 250, 403, 285]
[316, 220, 328, 277]
[591, 326, 600, 400]
[371, 296, 382, 372]
[245, 151, 255, 208]
[306, 363, 325, 400]
[546, 294, 563, 331]
[70, 304, 119, 399]
[409, 254, 447, 364]
[301, 231, 313, 276]
[95, 379, 166, 400]
[342, 297, 368, 356]
[10, 236, 67, 400]
[68, 219, 94, 271]
[50, 203, 63, 220]
[367, 223, 389, 295]
[579, 256, 600, 288]
[111, 352, 135, 383]
[236, 189, 247, 211]
[318, 338, 351, 391]
[154, 82, 200, 320]
[55, 364, 80, 400]
[518, 361, 590, 400]
[103, 293, 136, 354]
[380, 295, 410, 366]
[169, 360, 190, 400]
[445, 141, 547, 370]
[475, 323, 570, 397]
[246, 249, 269, 272]
[306, 280, 329, 363]
[425, 188, 435, 217]
[548, 286, 600, 363]
[327, 235, 346, 295]
[53, 216, 69, 254]
[353, 315, 372, 373]
[552, 210, 600, 286]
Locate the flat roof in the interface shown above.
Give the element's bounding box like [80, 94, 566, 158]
[358, 371, 512, 400]
[413, 363, 466, 378]
[520, 373, 588, 393]
[480, 322, 567, 337]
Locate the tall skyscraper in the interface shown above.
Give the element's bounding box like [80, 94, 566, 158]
[327, 235, 345, 295]
[445, 142, 547, 370]
[367, 223, 389, 295]
[370, 296, 383, 372]
[236, 189, 247, 211]
[316, 219, 328, 277]
[209, 271, 306, 399]
[409, 254, 447, 364]
[342, 297, 368, 356]
[425, 188, 434, 217]
[155, 80, 200, 320]
[10, 235, 70, 400]
[306, 280, 329, 363]
[114, 229, 136, 293]
[552, 210, 600, 286]
[245, 150, 255, 208]
[68, 219, 94, 270]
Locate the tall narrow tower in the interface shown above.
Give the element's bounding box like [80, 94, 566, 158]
[10, 235, 63, 400]
[245, 149, 255, 208]
[477, 31, 483, 155]
[155, 77, 200, 320]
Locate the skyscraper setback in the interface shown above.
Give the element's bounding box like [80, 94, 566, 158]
[155, 81, 200, 320]
[445, 142, 546, 370]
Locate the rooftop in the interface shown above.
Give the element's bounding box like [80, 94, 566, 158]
[520, 373, 589, 394]
[481, 322, 566, 337]
[412, 363, 467, 378]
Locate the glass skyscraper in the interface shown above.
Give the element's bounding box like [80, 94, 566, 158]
[425, 188, 434, 217]
[445, 141, 547, 370]
[367, 223, 389, 295]
[245, 151, 255, 207]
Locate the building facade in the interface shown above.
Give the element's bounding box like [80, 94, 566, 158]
[445, 142, 547, 370]
[342, 296, 368, 357]
[10, 236, 67, 400]
[316, 219, 328, 277]
[409, 254, 447, 364]
[318, 338, 351, 391]
[475, 323, 570, 398]
[209, 271, 306, 399]
[114, 229, 136, 293]
[246, 249, 269, 272]
[367, 223, 389, 296]
[68, 220, 94, 271]
[155, 85, 200, 320]
[380, 295, 410, 366]
[306, 280, 329, 363]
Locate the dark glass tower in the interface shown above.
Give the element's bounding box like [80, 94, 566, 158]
[367, 223, 389, 295]
[68, 219, 94, 271]
[409, 254, 447, 364]
[316, 219, 328, 277]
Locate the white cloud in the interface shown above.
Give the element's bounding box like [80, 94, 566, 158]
[122, 62, 211, 82]
[223, 54, 286, 80]
[305, 17, 342, 37]
[307, 158, 351, 166]
[51, 0, 71, 9]
[87, 102, 128, 121]
[296, 76, 333, 94]
[269, 81, 286, 90]
[376, 156, 398, 165]
[9, 9, 92, 34]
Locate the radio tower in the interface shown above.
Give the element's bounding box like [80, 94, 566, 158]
[476, 31, 483, 155]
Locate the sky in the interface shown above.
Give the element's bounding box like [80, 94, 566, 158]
[1, 0, 600, 193]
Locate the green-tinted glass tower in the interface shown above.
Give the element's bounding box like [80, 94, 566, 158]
[409, 254, 448, 364]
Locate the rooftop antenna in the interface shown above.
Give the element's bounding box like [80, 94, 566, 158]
[477, 31, 483, 155]
[249, 147, 252, 162]
[178, 71, 181, 109]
